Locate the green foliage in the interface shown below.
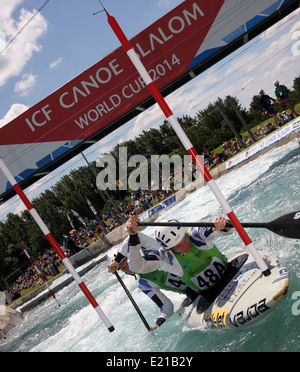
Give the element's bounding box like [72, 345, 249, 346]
[293, 76, 300, 102]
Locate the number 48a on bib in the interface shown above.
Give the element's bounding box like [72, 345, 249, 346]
[191, 257, 226, 291]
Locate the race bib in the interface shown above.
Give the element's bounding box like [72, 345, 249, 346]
[191, 257, 226, 291]
[165, 273, 187, 291]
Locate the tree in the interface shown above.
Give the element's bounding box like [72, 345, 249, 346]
[248, 94, 265, 127]
[195, 97, 246, 151]
[21, 210, 49, 258]
[32, 189, 68, 242]
[0, 214, 33, 276]
[293, 75, 300, 102]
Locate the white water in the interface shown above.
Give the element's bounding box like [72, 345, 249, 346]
[1, 138, 300, 352]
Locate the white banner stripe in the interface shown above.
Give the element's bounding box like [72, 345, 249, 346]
[62, 258, 83, 285]
[29, 209, 50, 236]
[127, 49, 153, 85]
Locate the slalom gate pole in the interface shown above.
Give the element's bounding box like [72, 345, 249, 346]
[0, 158, 115, 332]
[18, 241, 60, 307]
[105, 12, 271, 277]
[115, 271, 151, 331]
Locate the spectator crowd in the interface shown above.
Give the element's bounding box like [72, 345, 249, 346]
[9, 248, 61, 302]
[204, 80, 299, 170]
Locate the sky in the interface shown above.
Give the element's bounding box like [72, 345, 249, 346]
[0, 0, 300, 220]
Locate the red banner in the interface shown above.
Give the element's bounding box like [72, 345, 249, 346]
[0, 0, 224, 146]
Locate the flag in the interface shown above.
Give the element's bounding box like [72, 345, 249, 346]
[69, 208, 86, 227]
[84, 195, 98, 216]
[66, 212, 76, 229]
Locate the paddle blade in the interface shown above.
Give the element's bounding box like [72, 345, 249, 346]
[267, 211, 300, 239]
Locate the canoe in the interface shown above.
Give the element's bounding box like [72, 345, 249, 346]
[186, 251, 289, 330]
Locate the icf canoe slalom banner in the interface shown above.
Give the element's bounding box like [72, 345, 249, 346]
[0, 0, 296, 199]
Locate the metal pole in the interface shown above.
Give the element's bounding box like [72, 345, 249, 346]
[215, 102, 246, 149]
[81, 152, 125, 224]
[227, 96, 257, 143]
[115, 271, 150, 331]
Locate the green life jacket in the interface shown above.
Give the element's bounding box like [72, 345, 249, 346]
[137, 270, 187, 293]
[174, 233, 228, 292]
[275, 85, 289, 99]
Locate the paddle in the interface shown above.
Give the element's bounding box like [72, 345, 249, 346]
[114, 271, 151, 331]
[139, 211, 300, 239]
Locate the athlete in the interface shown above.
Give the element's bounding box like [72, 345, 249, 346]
[107, 233, 198, 330]
[125, 215, 233, 314]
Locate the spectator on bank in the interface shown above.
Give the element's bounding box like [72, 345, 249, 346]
[84, 217, 96, 234]
[222, 140, 232, 153]
[282, 111, 293, 123]
[232, 138, 241, 153]
[259, 89, 280, 128]
[274, 80, 299, 118]
[243, 137, 253, 147]
[254, 126, 265, 139]
[8, 248, 62, 300]
[63, 234, 81, 255]
[215, 150, 227, 164]
[264, 122, 276, 134]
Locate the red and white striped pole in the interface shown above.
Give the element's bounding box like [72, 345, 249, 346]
[18, 240, 60, 307]
[106, 12, 270, 276]
[0, 158, 115, 332]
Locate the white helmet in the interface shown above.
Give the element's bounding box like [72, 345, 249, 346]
[154, 219, 185, 249]
[259, 89, 264, 94]
[274, 80, 279, 85]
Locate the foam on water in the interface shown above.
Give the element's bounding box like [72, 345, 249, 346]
[1, 139, 300, 352]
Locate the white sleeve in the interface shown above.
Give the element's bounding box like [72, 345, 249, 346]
[119, 236, 129, 257]
[209, 228, 234, 238]
[138, 232, 162, 250]
[118, 232, 162, 257]
[189, 226, 233, 250]
[127, 235, 182, 276]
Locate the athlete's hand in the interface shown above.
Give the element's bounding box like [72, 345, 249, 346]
[213, 217, 228, 231]
[107, 261, 119, 273]
[149, 324, 159, 332]
[126, 215, 140, 235]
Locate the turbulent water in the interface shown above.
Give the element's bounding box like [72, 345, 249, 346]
[1, 138, 300, 352]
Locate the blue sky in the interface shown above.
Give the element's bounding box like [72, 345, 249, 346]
[0, 0, 183, 121]
[0, 0, 300, 219]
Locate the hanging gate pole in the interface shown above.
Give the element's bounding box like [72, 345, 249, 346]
[18, 241, 60, 307]
[0, 158, 115, 332]
[105, 11, 270, 277]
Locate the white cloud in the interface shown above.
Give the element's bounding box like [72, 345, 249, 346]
[260, 7, 300, 42]
[0, 195, 27, 220]
[13, 201, 26, 217]
[27, 173, 52, 194]
[158, 0, 172, 7]
[121, 9, 300, 146]
[0, 4, 48, 87]
[14, 72, 37, 96]
[0, 103, 29, 128]
[0, 0, 23, 25]
[49, 57, 62, 69]
[127, 105, 164, 140]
